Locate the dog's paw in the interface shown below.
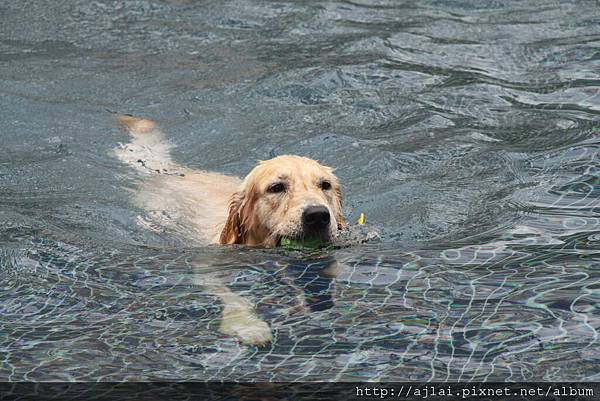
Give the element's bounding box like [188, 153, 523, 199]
[219, 313, 273, 347]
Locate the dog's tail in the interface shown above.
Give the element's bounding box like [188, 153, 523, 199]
[113, 114, 180, 175]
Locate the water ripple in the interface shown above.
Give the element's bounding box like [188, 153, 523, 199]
[1, 0, 600, 382]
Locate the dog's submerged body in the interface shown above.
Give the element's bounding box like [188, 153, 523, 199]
[114, 115, 242, 244]
[114, 115, 345, 345]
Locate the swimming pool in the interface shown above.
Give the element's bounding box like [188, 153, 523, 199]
[1, 0, 599, 381]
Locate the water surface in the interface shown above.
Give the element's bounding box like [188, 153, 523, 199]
[1, 0, 600, 381]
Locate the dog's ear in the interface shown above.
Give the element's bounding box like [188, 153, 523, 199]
[219, 191, 244, 244]
[334, 186, 347, 230]
[219, 187, 260, 244]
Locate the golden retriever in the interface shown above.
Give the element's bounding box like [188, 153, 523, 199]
[114, 115, 346, 346]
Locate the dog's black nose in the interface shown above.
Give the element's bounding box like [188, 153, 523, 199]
[302, 205, 330, 230]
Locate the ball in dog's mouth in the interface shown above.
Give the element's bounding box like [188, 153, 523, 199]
[279, 237, 327, 250]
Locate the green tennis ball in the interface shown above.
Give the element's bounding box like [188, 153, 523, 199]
[280, 237, 324, 250]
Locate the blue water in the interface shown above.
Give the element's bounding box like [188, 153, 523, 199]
[1, 0, 599, 381]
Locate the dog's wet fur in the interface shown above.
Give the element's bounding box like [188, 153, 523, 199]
[114, 115, 346, 345]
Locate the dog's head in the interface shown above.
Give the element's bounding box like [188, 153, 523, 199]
[219, 155, 346, 247]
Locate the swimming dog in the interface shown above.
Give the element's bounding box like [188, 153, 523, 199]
[114, 115, 346, 345]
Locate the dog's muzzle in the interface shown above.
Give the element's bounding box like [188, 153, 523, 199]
[302, 205, 331, 235]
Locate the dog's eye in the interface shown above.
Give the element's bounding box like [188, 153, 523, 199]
[267, 183, 286, 193]
[320, 181, 332, 190]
